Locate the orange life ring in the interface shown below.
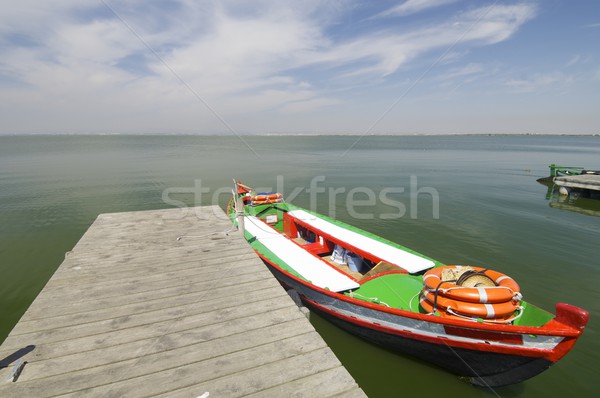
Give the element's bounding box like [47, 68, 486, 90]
[420, 296, 458, 319]
[421, 289, 519, 319]
[251, 198, 283, 205]
[419, 297, 514, 322]
[250, 192, 283, 206]
[251, 193, 282, 202]
[423, 265, 520, 304]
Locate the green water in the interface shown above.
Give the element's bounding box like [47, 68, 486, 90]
[1, 135, 598, 396]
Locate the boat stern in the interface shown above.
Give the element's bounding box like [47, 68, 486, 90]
[554, 302, 590, 331]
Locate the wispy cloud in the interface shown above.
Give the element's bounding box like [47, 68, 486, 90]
[306, 4, 537, 78]
[434, 62, 486, 92]
[0, 0, 542, 133]
[505, 72, 573, 93]
[566, 55, 581, 67]
[373, 0, 461, 18]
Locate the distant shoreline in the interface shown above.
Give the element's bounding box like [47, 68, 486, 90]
[1, 132, 599, 137]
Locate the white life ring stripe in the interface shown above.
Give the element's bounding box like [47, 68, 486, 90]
[477, 287, 488, 303]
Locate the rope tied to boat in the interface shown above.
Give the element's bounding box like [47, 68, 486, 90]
[445, 306, 525, 324]
[437, 286, 522, 302]
[348, 291, 391, 307]
[430, 278, 451, 314]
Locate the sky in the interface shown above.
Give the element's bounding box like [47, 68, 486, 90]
[0, 0, 599, 135]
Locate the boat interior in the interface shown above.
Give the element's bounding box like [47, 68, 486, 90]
[251, 204, 426, 275]
[241, 202, 554, 327]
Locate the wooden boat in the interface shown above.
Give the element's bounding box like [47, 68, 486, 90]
[227, 181, 589, 387]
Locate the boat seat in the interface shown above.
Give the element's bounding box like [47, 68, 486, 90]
[286, 210, 435, 274]
[244, 216, 360, 292]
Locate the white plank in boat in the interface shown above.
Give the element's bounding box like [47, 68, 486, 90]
[244, 216, 361, 292]
[287, 209, 435, 273]
[0, 206, 365, 398]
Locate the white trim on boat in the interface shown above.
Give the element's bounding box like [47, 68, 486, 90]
[244, 216, 361, 292]
[287, 210, 435, 274]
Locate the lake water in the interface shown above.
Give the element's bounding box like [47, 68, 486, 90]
[0, 134, 598, 397]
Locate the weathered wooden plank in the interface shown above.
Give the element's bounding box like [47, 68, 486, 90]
[21, 257, 264, 307]
[242, 367, 366, 398]
[0, 294, 301, 365]
[21, 267, 262, 322]
[55, 238, 238, 271]
[15, 264, 268, 314]
[0, 206, 365, 397]
[2, 316, 316, 396]
[11, 272, 281, 335]
[20, 258, 265, 321]
[2, 278, 284, 346]
[48, 251, 258, 284]
[136, 347, 350, 398]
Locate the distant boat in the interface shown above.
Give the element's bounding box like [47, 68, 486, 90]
[537, 164, 599, 186]
[538, 164, 600, 201]
[548, 164, 600, 177]
[228, 181, 589, 387]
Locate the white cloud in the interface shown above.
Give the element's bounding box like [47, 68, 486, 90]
[0, 0, 542, 133]
[373, 0, 461, 18]
[505, 72, 573, 93]
[300, 4, 537, 78]
[0, 1, 336, 132]
[280, 97, 340, 113]
[433, 62, 485, 92]
[458, 4, 537, 44]
[440, 63, 484, 79]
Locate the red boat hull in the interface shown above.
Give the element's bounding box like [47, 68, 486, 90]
[305, 297, 554, 387]
[258, 256, 587, 387]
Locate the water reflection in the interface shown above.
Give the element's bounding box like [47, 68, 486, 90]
[539, 179, 600, 217]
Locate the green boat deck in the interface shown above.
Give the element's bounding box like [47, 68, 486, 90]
[348, 273, 423, 311]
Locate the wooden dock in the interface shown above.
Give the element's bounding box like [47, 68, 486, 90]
[554, 174, 600, 191]
[0, 206, 365, 397]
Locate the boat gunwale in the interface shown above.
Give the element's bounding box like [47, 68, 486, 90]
[251, 249, 582, 338]
[257, 252, 583, 363]
[259, 251, 582, 364]
[301, 295, 553, 358]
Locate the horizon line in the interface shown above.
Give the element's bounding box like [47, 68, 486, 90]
[1, 132, 599, 137]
